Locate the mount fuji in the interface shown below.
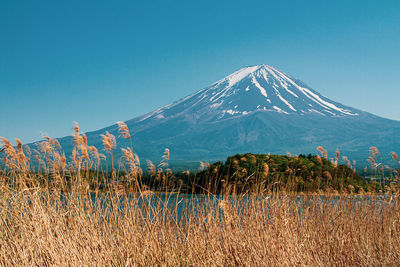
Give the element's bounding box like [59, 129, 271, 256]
[49, 65, 400, 167]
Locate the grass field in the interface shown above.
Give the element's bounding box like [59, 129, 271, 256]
[1, 122, 399, 266]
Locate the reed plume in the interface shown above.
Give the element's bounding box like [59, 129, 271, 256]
[121, 147, 141, 175]
[0, 137, 16, 159]
[317, 146, 328, 159]
[370, 146, 379, 155]
[162, 148, 170, 161]
[334, 148, 340, 166]
[100, 131, 116, 151]
[343, 156, 352, 168]
[262, 162, 269, 178]
[158, 148, 170, 168]
[146, 160, 156, 175]
[199, 161, 210, 171]
[73, 121, 80, 133]
[117, 121, 131, 139]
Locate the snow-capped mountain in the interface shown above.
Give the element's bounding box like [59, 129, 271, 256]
[40, 65, 400, 168]
[134, 64, 358, 123]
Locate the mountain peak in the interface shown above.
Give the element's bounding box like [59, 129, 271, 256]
[217, 64, 277, 87]
[223, 65, 261, 87]
[134, 65, 360, 125]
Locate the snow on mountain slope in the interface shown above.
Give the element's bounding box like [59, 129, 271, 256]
[131, 64, 359, 126]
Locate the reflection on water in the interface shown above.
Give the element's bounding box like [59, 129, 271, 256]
[54, 193, 395, 223]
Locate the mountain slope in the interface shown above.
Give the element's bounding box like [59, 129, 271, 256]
[130, 64, 359, 124]
[47, 65, 400, 168]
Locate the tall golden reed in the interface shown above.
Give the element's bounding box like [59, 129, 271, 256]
[0, 122, 399, 265]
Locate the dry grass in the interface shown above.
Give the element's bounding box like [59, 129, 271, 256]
[1, 189, 399, 266]
[0, 123, 400, 266]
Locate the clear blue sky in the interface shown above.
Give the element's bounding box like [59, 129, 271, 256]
[1, 0, 399, 143]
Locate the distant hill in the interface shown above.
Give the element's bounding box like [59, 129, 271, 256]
[143, 153, 378, 194]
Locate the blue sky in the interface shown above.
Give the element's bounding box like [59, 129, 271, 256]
[1, 0, 399, 143]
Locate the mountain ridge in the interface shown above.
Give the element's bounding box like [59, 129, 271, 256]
[27, 64, 400, 169]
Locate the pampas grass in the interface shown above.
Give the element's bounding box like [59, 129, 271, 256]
[0, 122, 400, 265]
[0, 188, 399, 265]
